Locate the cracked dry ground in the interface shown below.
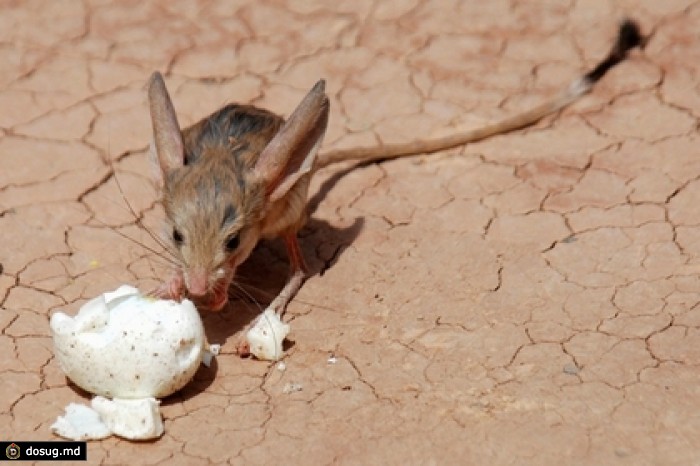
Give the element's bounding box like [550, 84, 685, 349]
[3, 0, 700, 464]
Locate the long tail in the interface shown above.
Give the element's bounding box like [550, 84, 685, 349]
[317, 19, 642, 169]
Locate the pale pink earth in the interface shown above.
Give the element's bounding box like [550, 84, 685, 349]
[2, 1, 700, 464]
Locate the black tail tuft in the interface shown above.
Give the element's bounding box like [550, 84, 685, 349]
[617, 19, 643, 53]
[584, 18, 643, 84]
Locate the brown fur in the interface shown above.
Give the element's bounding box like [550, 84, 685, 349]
[148, 75, 328, 307]
[160, 105, 287, 294]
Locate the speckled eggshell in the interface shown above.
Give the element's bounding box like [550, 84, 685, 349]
[91, 396, 164, 440]
[246, 308, 290, 361]
[50, 285, 205, 398]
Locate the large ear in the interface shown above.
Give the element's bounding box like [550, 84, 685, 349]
[147, 71, 185, 186]
[255, 80, 329, 203]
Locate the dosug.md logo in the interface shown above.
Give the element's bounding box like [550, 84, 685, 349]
[5, 442, 20, 460]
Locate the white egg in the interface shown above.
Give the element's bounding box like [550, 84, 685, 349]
[50, 285, 205, 398]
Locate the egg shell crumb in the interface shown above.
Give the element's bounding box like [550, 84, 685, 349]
[92, 397, 163, 440]
[246, 309, 290, 361]
[51, 403, 111, 441]
[51, 398, 163, 441]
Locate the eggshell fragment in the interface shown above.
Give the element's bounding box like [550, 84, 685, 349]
[202, 343, 221, 367]
[51, 403, 111, 441]
[51, 398, 163, 441]
[246, 309, 290, 361]
[50, 285, 205, 398]
[91, 397, 163, 440]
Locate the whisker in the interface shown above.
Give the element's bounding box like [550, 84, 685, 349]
[96, 116, 178, 293]
[91, 215, 179, 267]
[108, 166, 178, 258]
[230, 277, 325, 311]
[228, 280, 264, 313]
[228, 291, 263, 317]
[90, 200, 178, 262]
[97, 137, 176, 261]
[228, 276, 275, 298]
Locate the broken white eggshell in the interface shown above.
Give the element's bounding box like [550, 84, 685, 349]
[51, 397, 163, 441]
[50, 403, 112, 441]
[50, 285, 205, 399]
[246, 309, 290, 361]
[91, 397, 163, 440]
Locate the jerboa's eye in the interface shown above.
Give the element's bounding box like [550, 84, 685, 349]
[225, 234, 240, 251]
[173, 228, 184, 245]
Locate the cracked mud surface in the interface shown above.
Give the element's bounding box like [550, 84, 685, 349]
[3, 0, 700, 464]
